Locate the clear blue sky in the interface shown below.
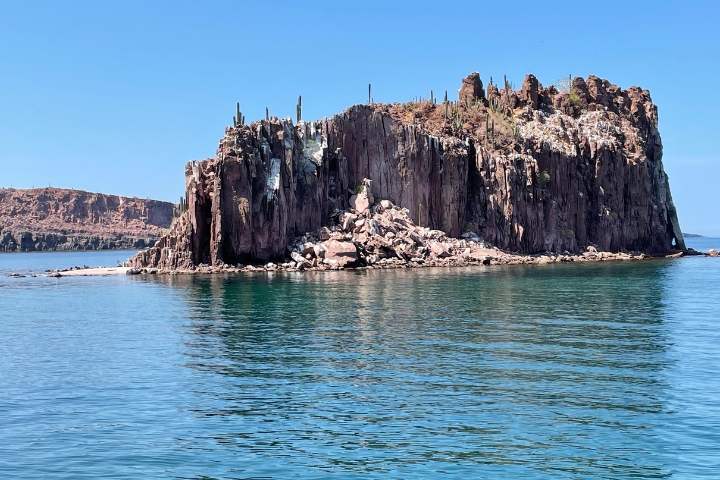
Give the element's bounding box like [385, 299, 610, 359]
[1, 1, 718, 235]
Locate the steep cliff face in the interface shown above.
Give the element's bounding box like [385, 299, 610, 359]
[0, 187, 174, 251]
[130, 73, 685, 269]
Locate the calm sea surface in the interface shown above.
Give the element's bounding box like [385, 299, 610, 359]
[1, 239, 719, 479]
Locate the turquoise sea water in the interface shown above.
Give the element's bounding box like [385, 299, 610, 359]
[1, 239, 719, 479]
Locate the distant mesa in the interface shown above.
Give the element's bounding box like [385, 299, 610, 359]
[0, 187, 175, 252]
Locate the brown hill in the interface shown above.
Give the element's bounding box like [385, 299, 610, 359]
[0, 187, 174, 251]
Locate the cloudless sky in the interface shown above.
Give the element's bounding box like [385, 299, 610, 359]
[1, 0, 718, 235]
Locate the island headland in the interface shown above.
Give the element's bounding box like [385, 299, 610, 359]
[128, 72, 688, 273]
[0, 187, 174, 252]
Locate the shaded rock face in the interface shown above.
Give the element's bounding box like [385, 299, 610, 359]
[0, 187, 174, 252]
[130, 73, 685, 269]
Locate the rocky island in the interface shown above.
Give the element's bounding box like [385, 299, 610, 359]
[0, 187, 174, 251]
[128, 72, 687, 273]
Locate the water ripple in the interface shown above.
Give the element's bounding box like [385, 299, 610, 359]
[1, 248, 719, 478]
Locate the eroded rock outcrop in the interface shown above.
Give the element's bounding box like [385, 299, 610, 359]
[459, 72, 485, 103]
[0, 187, 174, 251]
[129, 72, 685, 270]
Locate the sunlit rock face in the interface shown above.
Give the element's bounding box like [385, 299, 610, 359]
[0, 187, 173, 252]
[129, 73, 685, 269]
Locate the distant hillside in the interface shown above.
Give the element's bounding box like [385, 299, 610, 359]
[0, 187, 175, 251]
[682, 233, 705, 238]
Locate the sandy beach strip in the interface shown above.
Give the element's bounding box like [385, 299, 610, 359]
[45, 267, 130, 277]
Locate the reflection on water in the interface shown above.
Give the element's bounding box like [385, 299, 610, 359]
[165, 263, 675, 478]
[2, 254, 720, 479]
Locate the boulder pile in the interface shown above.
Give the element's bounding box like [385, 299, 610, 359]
[282, 182, 652, 272]
[286, 188, 495, 270]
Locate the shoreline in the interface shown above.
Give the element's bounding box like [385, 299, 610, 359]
[0, 248, 143, 255]
[12, 248, 713, 278]
[128, 249, 709, 276]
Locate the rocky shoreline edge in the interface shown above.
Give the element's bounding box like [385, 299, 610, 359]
[9, 192, 713, 279]
[126, 189, 712, 275]
[5, 246, 712, 279]
[123, 249, 711, 277]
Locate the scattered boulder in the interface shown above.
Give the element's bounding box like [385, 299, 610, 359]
[291, 251, 311, 265]
[320, 239, 358, 267]
[430, 241, 451, 258]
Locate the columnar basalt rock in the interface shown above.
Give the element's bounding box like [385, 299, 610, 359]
[129, 72, 685, 270]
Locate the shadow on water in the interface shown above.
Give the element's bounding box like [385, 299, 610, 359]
[139, 261, 675, 478]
